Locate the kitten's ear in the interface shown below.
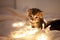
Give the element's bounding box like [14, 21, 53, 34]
[40, 12, 43, 16]
[39, 12, 43, 18]
[27, 9, 32, 16]
[26, 9, 32, 17]
[28, 9, 32, 14]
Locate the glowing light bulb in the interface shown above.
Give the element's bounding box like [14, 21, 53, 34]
[12, 23, 18, 27]
[18, 22, 24, 27]
[12, 22, 25, 27]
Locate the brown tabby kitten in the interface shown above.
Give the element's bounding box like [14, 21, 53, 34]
[27, 8, 46, 29]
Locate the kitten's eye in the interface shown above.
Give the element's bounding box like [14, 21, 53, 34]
[29, 15, 32, 18]
[35, 17, 38, 18]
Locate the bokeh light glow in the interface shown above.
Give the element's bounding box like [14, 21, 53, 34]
[11, 25, 38, 38]
[36, 33, 48, 40]
[12, 22, 25, 27]
[12, 21, 49, 40]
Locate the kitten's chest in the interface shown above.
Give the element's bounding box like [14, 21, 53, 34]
[30, 19, 43, 28]
[30, 21, 40, 27]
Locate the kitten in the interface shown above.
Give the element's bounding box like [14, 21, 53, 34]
[27, 8, 46, 29]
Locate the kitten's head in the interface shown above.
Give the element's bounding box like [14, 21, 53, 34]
[27, 8, 43, 22]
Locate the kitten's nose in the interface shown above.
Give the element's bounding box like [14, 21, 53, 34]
[31, 18, 34, 20]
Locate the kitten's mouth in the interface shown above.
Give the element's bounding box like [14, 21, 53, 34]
[30, 20, 39, 23]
